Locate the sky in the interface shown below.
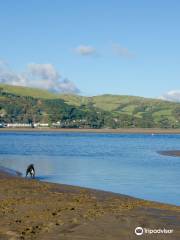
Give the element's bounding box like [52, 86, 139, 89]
[0, 0, 180, 100]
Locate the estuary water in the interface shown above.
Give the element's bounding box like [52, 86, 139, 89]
[0, 131, 179, 205]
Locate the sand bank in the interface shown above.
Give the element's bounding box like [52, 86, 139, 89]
[158, 150, 180, 157]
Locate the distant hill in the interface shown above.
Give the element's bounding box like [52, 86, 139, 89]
[0, 83, 180, 128]
[0, 83, 59, 99]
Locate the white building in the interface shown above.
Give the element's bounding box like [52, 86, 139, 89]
[6, 123, 32, 128]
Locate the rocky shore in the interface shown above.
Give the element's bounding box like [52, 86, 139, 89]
[0, 170, 180, 240]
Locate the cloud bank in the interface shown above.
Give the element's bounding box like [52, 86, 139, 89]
[75, 45, 96, 56]
[0, 61, 80, 94]
[159, 90, 180, 102]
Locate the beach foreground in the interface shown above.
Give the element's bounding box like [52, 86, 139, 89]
[0, 171, 180, 240]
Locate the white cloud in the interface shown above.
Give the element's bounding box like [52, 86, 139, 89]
[75, 45, 96, 56]
[112, 44, 135, 59]
[0, 61, 80, 94]
[159, 90, 180, 102]
[27, 63, 60, 81]
[57, 79, 80, 93]
[0, 61, 27, 86]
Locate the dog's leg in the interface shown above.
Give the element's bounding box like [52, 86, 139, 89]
[30, 169, 34, 179]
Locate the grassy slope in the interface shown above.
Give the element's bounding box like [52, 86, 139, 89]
[0, 84, 179, 124]
[0, 83, 88, 106]
[0, 83, 59, 99]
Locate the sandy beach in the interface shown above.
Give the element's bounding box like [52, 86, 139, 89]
[1, 127, 180, 134]
[0, 169, 180, 240]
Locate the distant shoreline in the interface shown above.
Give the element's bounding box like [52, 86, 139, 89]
[1, 127, 180, 134]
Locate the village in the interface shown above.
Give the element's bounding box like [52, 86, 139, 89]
[0, 122, 60, 128]
[0, 119, 89, 129]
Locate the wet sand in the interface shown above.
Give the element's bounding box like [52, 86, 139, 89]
[0, 170, 180, 240]
[158, 150, 180, 157]
[1, 127, 180, 134]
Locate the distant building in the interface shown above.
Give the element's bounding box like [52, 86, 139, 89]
[6, 123, 32, 128]
[52, 121, 61, 127]
[33, 123, 49, 127]
[4, 123, 50, 128]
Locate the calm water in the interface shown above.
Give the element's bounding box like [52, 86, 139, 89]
[0, 131, 179, 205]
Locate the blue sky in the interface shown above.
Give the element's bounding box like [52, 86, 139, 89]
[0, 0, 180, 99]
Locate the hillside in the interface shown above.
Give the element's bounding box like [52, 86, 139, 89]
[0, 83, 60, 99]
[0, 83, 180, 128]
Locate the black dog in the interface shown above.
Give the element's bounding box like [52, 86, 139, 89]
[26, 164, 35, 178]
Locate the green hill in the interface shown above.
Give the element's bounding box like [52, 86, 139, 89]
[0, 83, 180, 128]
[0, 83, 59, 99]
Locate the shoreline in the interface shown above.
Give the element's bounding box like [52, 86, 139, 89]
[0, 166, 22, 177]
[0, 168, 180, 239]
[0, 166, 178, 206]
[1, 127, 180, 134]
